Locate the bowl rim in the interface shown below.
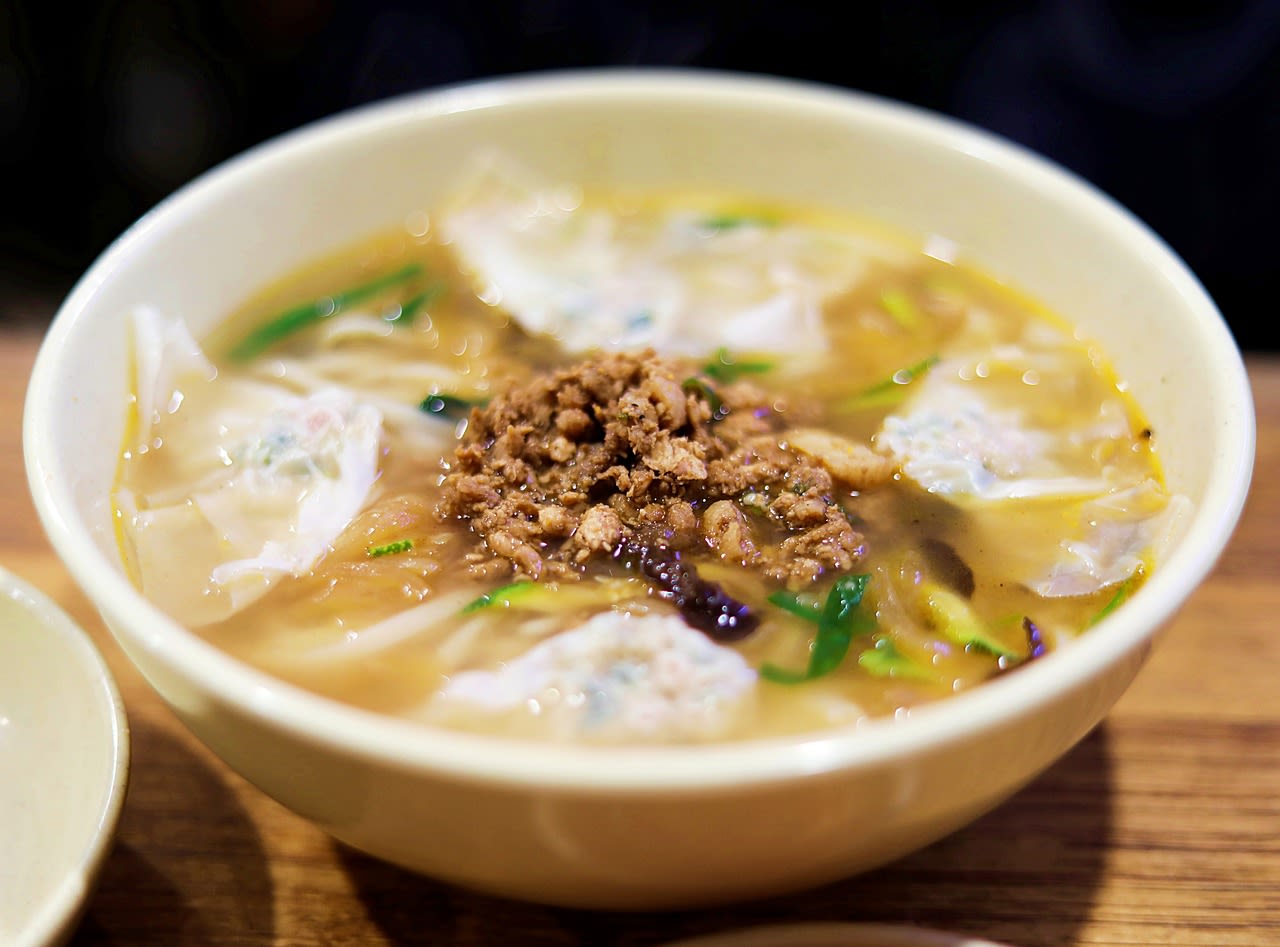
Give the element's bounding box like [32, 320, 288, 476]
[23, 67, 1256, 791]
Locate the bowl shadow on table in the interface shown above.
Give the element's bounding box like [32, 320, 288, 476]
[340, 723, 1115, 947]
[67, 723, 275, 945]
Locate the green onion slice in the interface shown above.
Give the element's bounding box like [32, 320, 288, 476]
[839, 355, 939, 411]
[920, 581, 1021, 659]
[681, 377, 727, 420]
[228, 263, 426, 361]
[367, 539, 413, 558]
[857, 637, 935, 681]
[697, 213, 778, 232]
[1089, 576, 1136, 626]
[702, 347, 774, 383]
[459, 577, 645, 615]
[420, 393, 487, 420]
[460, 580, 537, 614]
[766, 590, 823, 624]
[878, 289, 921, 330]
[762, 573, 875, 683]
[385, 283, 445, 327]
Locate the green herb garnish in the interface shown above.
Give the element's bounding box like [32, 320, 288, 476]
[698, 213, 778, 232]
[838, 355, 940, 411]
[920, 581, 1021, 659]
[858, 637, 935, 681]
[460, 580, 537, 614]
[762, 573, 875, 683]
[878, 289, 921, 330]
[681, 377, 727, 420]
[1089, 576, 1136, 626]
[766, 590, 823, 624]
[228, 262, 425, 361]
[703, 347, 774, 383]
[420, 393, 487, 420]
[367, 539, 413, 558]
[458, 577, 645, 615]
[385, 283, 445, 327]
[836, 502, 866, 528]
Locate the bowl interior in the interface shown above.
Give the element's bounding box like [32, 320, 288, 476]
[24, 70, 1254, 780]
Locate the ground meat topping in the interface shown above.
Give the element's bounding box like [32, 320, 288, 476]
[438, 349, 886, 587]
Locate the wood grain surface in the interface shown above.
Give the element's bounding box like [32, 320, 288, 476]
[3, 327, 1276, 947]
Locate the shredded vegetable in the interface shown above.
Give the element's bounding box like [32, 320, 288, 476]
[460, 577, 648, 615]
[229, 263, 425, 361]
[919, 581, 1021, 659]
[385, 283, 445, 327]
[839, 355, 939, 411]
[878, 289, 921, 330]
[367, 539, 413, 558]
[681, 377, 729, 421]
[702, 347, 774, 383]
[420, 393, 487, 420]
[858, 637, 934, 681]
[1089, 576, 1136, 626]
[762, 574, 874, 683]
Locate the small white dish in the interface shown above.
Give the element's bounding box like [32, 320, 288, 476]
[659, 922, 1015, 947]
[0, 566, 129, 947]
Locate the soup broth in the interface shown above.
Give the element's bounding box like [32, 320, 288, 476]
[115, 170, 1186, 744]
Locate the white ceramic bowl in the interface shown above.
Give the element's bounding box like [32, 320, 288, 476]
[23, 69, 1254, 909]
[0, 567, 129, 946]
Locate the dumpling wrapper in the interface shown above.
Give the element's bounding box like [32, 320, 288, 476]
[439, 152, 905, 357]
[1033, 480, 1192, 598]
[429, 611, 758, 743]
[874, 351, 1190, 597]
[120, 308, 383, 626]
[874, 355, 1115, 503]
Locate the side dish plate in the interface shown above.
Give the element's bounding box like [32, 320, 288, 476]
[0, 567, 129, 947]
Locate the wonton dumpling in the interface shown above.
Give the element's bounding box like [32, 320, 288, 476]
[439, 153, 904, 357]
[1033, 481, 1191, 597]
[131, 305, 216, 448]
[874, 355, 1115, 503]
[430, 611, 758, 742]
[119, 309, 383, 626]
[875, 349, 1186, 597]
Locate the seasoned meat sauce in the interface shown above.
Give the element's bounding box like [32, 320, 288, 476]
[439, 349, 896, 588]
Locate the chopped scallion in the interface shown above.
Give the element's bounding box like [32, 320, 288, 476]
[228, 262, 425, 361]
[838, 355, 940, 411]
[878, 289, 921, 330]
[858, 637, 935, 681]
[703, 347, 774, 383]
[420, 393, 487, 420]
[367, 539, 413, 558]
[459, 577, 646, 615]
[761, 573, 874, 683]
[1089, 576, 1136, 626]
[920, 581, 1020, 659]
[460, 580, 536, 614]
[698, 213, 777, 232]
[385, 283, 445, 327]
[766, 590, 823, 624]
[681, 377, 728, 421]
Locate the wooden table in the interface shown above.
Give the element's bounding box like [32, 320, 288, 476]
[3, 326, 1276, 946]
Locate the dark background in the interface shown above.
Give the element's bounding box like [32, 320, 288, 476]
[3, 0, 1277, 349]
